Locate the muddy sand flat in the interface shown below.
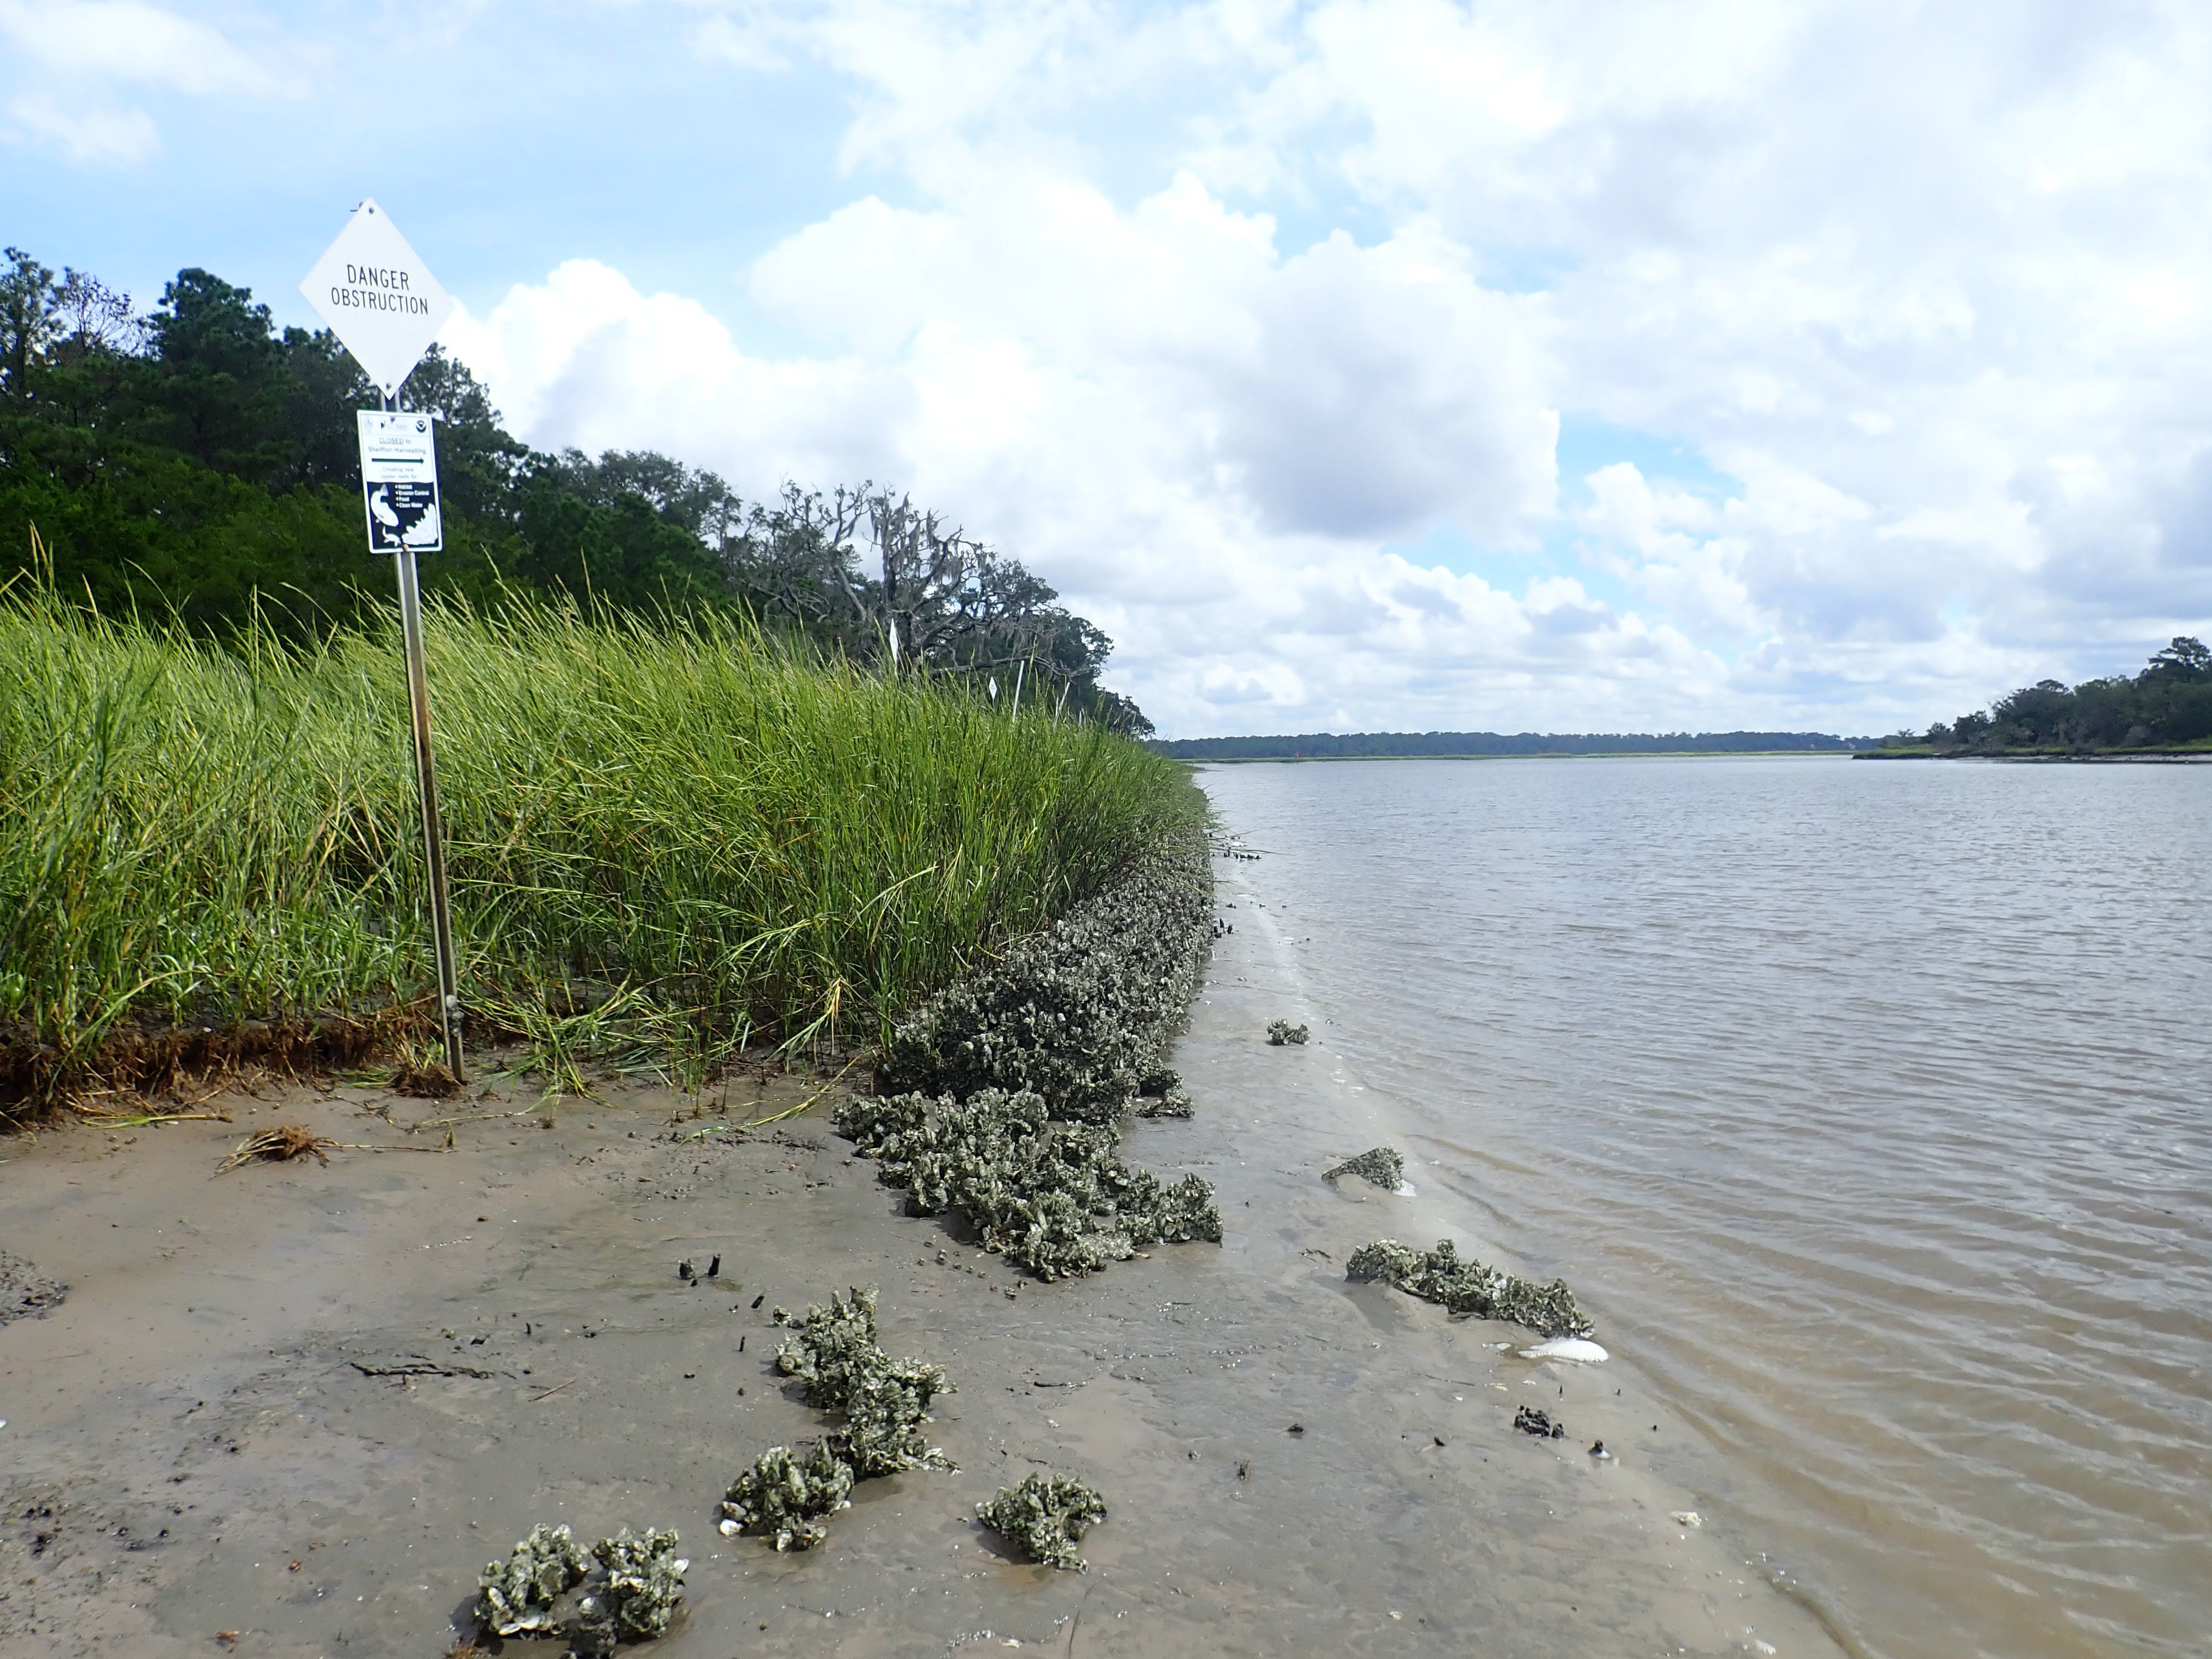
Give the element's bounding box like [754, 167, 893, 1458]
[2, 873, 1842, 1658]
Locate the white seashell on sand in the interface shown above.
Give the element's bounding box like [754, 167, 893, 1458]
[1519, 1337, 1609, 1363]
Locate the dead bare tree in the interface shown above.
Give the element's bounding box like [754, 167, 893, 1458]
[54, 269, 143, 356]
[717, 481, 1146, 730]
[724, 481, 874, 644]
[868, 493, 987, 665]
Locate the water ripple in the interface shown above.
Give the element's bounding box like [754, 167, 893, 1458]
[1202, 756, 2212, 1659]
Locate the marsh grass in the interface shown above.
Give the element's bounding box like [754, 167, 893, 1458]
[0, 578, 1202, 1118]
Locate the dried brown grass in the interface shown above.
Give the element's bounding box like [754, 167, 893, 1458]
[390, 1057, 462, 1099]
[216, 1124, 339, 1173]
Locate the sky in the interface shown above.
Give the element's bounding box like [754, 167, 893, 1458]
[6, 0, 2210, 739]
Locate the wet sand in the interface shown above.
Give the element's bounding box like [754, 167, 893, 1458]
[1, 867, 1843, 1658]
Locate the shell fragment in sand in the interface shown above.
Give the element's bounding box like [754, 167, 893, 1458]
[1519, 1337, 1610, 1363]
[1671, 1510, 1703, 1528]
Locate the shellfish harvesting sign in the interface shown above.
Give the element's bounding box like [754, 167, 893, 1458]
[356, 411, 443, 554]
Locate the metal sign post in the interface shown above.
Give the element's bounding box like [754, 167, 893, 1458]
[359, 406, 464, 1074]
[392, 515, 463, 1075]
[302, 203, 465, 1077]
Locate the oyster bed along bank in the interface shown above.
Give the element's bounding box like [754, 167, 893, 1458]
[0, 837, 1839, 1658]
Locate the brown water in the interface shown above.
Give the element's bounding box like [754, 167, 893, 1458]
[1197, 755, 2212, 1659]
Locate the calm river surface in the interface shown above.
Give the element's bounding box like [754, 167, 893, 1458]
[1197, 756, 2210, 1659]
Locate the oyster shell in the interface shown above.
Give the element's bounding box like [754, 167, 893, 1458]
[880, 836, 1212, 1123]
[838, 1087, 1220, 1279]
[1322, 1146, 1405, 1190]
[1347, 1237, 1595, 1340]
[476, 1522, 588, 1637]
[774, 1285, 955, 1478]
[473, 1521, 685, 1653]
[976, 1470, 1108, 1571]
[720, 1442, 855, 1552]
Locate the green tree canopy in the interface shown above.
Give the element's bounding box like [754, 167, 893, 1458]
[0, 245, 1147, 732]
[1898, 638, 2212, 751]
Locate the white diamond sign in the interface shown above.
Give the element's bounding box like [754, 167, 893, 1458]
[299, 199, 455, 398]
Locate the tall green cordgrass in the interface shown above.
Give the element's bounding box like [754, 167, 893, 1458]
[0, 578, 1203, 1112]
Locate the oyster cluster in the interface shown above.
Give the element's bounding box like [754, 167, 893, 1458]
[1345, 1238, 1595, 1340]
[0, 1250, 66, 1326]
[881, 836, 1213, 1123]
[477, 1522, 586, 1639]
[841, 833, 1222, 1280]
[1323, 1146, 1404, 1190]
[775, 1286, 954, 1478]
[474, 1522, 686, 1655]
[1131, 1065, 1194, 1119]
[719, 1442, 854, 1553]
[722, 1288, 954, 1551]
[976, 1470, 1109, 1571]
[574, 1529, 687, 1652]
[838, 1087, 1220, 1280]
[1266, 1019, 1309, 1046]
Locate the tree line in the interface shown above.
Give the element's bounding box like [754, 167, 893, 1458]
[0, 247, 1149, 733]
[1151, 730, 1871, 760]
[1881, 638, 2212, 752]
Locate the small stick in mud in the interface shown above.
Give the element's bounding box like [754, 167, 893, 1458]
[216, 1125, 338, 1172]
[83, 1109, 233, 1128]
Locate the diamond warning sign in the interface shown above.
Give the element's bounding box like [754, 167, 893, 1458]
[357, 411, 443, 554]
[302, 200, 456, 398]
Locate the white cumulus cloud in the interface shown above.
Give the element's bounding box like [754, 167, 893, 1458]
[426, 0, 2212, 735]
[0, 0, 278, 93]
[6, 90, 159, 162]
[0, 0, 290, 164]
[447, 158, 1590, 735]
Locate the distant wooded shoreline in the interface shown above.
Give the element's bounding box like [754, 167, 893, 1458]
[1151, 731, 1871, 761]
[1866, 637, 2210, 756]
